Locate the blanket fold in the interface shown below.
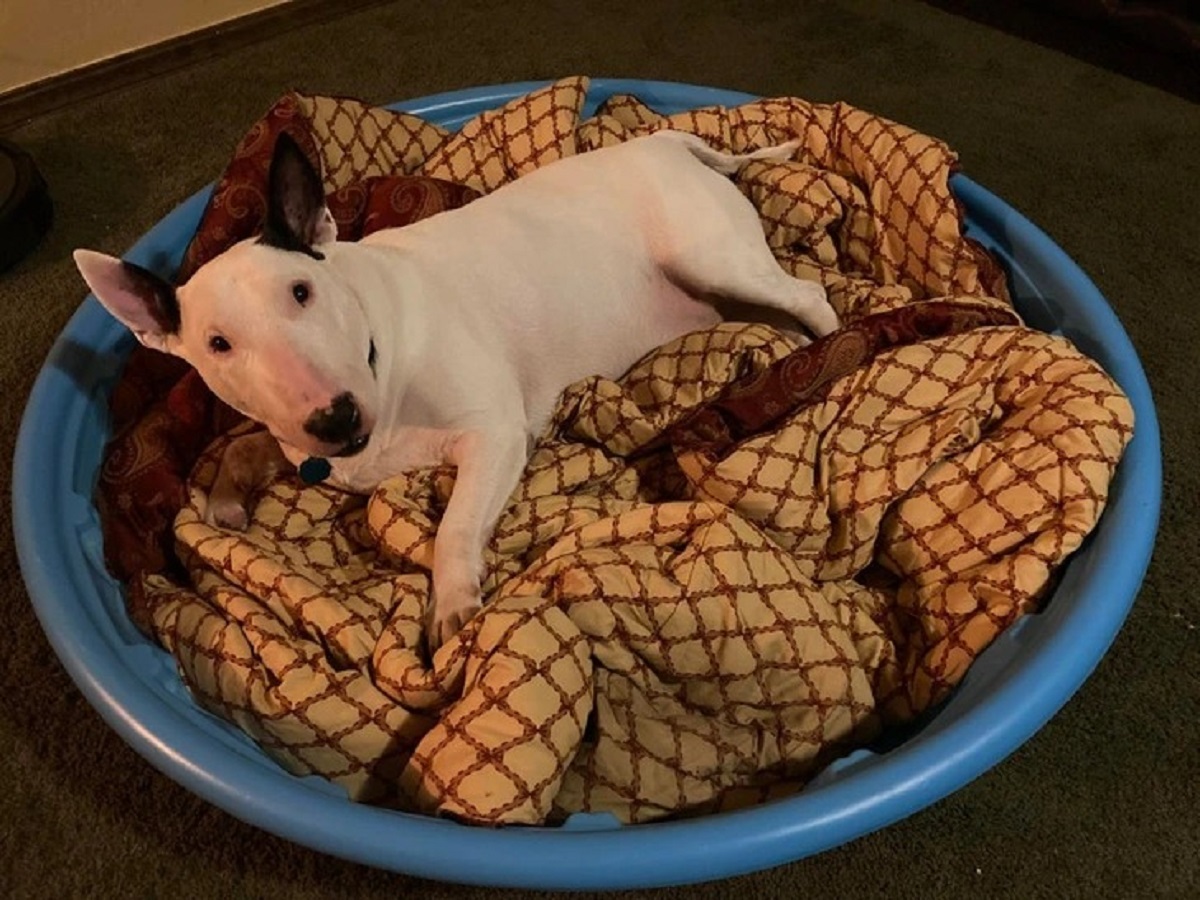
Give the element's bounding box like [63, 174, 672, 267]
[99, 76, 1133, 825]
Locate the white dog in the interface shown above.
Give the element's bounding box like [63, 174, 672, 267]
[75, 130, 838, 649]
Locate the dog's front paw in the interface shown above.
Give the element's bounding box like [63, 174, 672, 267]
[427, 580, 482, 654]
[204, 495, 250, 531]
[798, 281, 840, 338]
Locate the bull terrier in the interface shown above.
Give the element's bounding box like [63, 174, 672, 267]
[74, 129, 838, 650]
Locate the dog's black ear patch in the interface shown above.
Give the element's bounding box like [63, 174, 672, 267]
[260, 132, 327, 260]
[120, 261, 180, 333]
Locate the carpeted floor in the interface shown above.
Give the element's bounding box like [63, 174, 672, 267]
[2, 1, 1196, 897]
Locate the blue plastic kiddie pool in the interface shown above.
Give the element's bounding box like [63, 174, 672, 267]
[13, 80, 1161, 890]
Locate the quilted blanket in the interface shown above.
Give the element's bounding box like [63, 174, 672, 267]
[99, 77, 1134, 825]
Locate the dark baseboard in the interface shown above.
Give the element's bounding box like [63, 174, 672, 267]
[923, 0, 1200, 104]
[0, 0, 394, 133]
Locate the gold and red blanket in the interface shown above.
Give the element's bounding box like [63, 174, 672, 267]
[97, 77, 1132, 825]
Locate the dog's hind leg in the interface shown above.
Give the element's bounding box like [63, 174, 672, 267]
[656, 166, 839, 338]
[666, 237, 839, 339]
[703, 256, 838, 339]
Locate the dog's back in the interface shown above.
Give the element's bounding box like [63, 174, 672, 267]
[358, 131, 804, 434]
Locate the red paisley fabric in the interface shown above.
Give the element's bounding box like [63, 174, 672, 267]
[665, 301, 1019, 457]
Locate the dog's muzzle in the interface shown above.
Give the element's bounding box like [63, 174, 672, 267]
[304, 392, 369, 455]
[336, 433, 371, 457]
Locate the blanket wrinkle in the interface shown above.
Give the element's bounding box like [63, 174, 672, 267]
[99, 77, 1133, 825]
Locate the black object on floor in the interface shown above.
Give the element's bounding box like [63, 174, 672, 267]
[0, 139, 53, 273]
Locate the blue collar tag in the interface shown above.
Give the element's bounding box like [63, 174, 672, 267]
[299, 457, 332, 485]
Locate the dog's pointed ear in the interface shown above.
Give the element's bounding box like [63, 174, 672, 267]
[73, 250, 179, 353]
[261, 133, 336, 257]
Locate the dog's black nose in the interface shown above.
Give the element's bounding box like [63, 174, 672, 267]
[304, 392, 361, 446]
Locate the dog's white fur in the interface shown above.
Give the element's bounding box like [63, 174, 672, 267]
[75, 130, 838, 649]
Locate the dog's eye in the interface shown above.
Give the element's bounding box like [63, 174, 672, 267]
[292, 282, 311, 306]
[209, 335, 232, 354]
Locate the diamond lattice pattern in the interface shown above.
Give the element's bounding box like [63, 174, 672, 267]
[137, 78, 1133, 825]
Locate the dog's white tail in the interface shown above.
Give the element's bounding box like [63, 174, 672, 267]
[661, 130, 801, 174]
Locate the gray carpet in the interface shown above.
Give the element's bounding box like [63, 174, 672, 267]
[2, 1, 1196, 897]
